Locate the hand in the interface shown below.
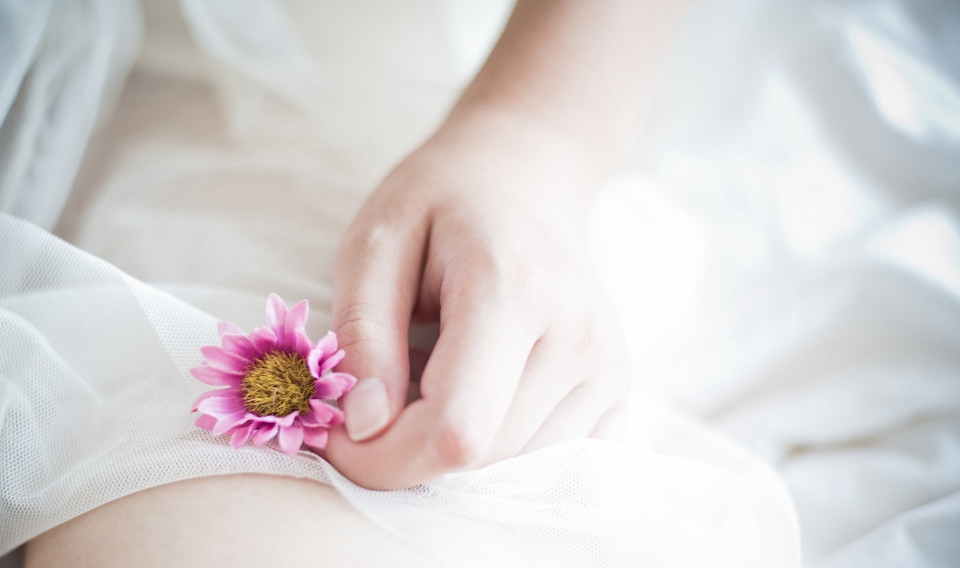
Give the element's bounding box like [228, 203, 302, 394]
[322, 109, 632, 490]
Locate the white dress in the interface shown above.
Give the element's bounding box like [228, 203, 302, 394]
[2, 0, 959, 565]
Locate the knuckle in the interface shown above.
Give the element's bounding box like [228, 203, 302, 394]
[450, 249, 539, 314]
[579, 310, 605, 349]
[549, 292, 627, 369]
[564, 302, 605, 354]
[337, 222, 395, 270]
[432, 411, 489, 470]
[333, 301, 395, 351]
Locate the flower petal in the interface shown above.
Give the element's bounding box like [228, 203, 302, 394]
[230, 423, 256, 449]
[294, 329, 313, 359]
[266, 293, 288, 342]
[200, 345, 249, 373]
[192, 388, 238, 411]
[314, 372, 357, 400]
[191, 365, 242, 387]
[195, 414, 217, 430]
[222, 333, 261, 360]
[307, 346, 323, 378]
[302, 426, 329, 451]
[197, 395, 246, 417]
[252, 423, 279, 446]
[277, 422, 304, 455]
[315, 331, 338, 357]
[248, 326, 279, 353]
[286, 300, 308, 331]
[218, 321, 245, 338]
[251, 411, 298, 427]
[319, 349, 346, 374]
[305, 399, 343, 427]
[212, 412, 249, 435]
[271, 411, 298, 428]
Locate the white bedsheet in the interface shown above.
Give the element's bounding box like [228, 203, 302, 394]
[589, 0, 960, 562]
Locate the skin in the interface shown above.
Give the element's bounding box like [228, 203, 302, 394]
[325, 0, 688, 490]
[27, 1, 687, 564]
[25, 475, 439, 567]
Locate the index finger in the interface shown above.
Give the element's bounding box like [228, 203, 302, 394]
[324, 291, 539, 490]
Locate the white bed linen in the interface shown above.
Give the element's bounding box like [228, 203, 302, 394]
[590, 0, 960, 563]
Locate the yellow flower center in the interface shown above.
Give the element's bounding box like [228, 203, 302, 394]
[240, 351, 314, 417]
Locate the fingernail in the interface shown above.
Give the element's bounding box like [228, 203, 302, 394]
[344, 378, 390, 442]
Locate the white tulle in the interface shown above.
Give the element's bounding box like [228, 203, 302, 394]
[2, 0, 959, 565]
[0, 0, 140, 230]
[0, 212, 800, 566]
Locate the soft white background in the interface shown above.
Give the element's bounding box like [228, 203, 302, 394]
[2, 0, 959, 565]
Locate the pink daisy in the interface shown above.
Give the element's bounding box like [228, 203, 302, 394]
[191, 293, 357, 455]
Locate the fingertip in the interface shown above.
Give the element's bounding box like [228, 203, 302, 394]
[343, 377, 391, 442]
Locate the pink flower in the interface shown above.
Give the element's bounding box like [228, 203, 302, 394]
[191, 293, 357, 455]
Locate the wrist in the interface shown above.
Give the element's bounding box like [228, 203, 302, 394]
[392, 105, 601, 243]
[427, 103, 607, 202]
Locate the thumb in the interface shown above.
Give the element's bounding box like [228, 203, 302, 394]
[331, 222, 423, 442]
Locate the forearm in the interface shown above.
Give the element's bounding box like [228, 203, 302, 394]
[446, 0, 689, 175]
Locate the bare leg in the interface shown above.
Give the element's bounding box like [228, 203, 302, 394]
[26, 474, 438, 567]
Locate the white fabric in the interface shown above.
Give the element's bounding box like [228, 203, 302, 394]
[590, 0, 960, 565]
[0, 0, 140, 230]
[1, 0, 959, 565]
[0, 212, 798, 566]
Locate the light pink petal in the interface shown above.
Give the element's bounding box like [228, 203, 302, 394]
[294, 329, 313, 359]
[221, 333, 260, 360]
[200, 346, 249, 373]
[298, 412, 318, 427]
[248, 326, 279, 353]
[277, 422, 304, 455]
[314, 372, 357, 400]
[230, 423, 256, 449]
[301, 426, 329, 451]
[212, 412, 249, 435]
[269, 411, 298, 428]
[252, 423, 279, 446]
[266, 293, 288, 342]
[192, 388, 238, 411]
[319, 349, 346, 374]
[300, 400, 342, 428]
[315, 331, 338, 357]
[252, 411, 298, 427]
[197, 395, 246, 417]
[218, 321, 245, 338]
[305, 399, 343, 427]
[286, 300, 308, 331]
[195, 414, 217, 430]
[191, 365, 242, 387]
[307, 346, 323, 377]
